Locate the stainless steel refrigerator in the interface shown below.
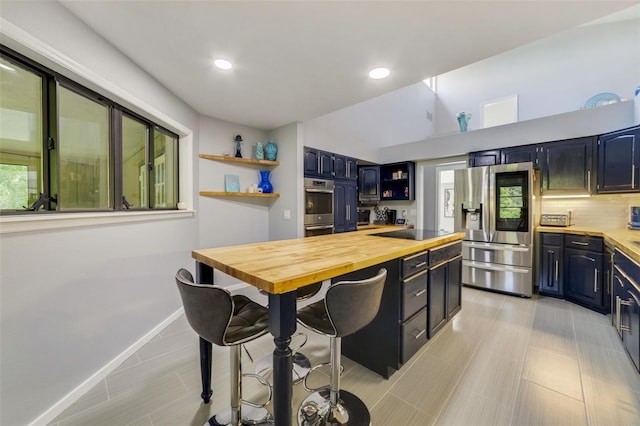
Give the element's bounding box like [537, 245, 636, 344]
[454, 162, 537, 297]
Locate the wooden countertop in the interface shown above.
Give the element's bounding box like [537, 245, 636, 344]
[537, 225, 640, 263]
[193, 229, 465, 294]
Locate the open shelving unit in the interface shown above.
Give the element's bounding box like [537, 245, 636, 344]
[199, 153, 280, 198]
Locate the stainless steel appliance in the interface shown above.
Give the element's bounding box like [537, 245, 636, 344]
[540, 213, 571, 227]
[357, 209, 370, 226]
[454, 162, 537, 297]
[304, 178, 334, 236]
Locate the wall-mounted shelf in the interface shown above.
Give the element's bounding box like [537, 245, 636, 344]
[199, 154, 279, 167]
[200, 191, 280, 198]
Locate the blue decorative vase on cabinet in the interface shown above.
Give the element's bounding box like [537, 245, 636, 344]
[257, 170, 273, 193]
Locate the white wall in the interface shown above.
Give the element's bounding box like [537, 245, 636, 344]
[434, 18, 640, 136]
[0, 3, 202, 425]
[268, 122, 305, 240]
[303, 82, 437, 162]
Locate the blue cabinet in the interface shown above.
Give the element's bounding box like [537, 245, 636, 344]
[303, 147, 333, 179]
[334, 180, 357, 233]
[468, 150, 500, 167]
[540, 136, 596, 196]
[501, 145, 540, 167]
[358, 165, 380, 202]
[380, 162, 415, 201]
[334, 154, 357, 181]
[564, 234, 605, 312]
[613, 249, 640, 372]
[597, 126, 640, 193]
[539, 233, 563, 297]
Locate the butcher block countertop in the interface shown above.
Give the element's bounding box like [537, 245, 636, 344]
[193, 228, 465, 294]
[537, 225, 640, 264]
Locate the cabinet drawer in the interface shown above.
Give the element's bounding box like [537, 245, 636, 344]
[402, 251, 428, 279]
[564, 235, 603, 252]
[429, 241, 462, 266]
[542, 233, 563, 246]
[401, 308, 428, 364]
[402, 269, 427, 321]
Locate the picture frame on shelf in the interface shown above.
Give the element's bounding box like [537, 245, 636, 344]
[224, 175, 240, 192]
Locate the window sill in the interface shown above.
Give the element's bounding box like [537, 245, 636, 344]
[0, 210, 196, 235]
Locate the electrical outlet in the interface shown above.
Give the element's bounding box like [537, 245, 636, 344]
[283, 210, 291, 220]
[402, 209, 407, 218]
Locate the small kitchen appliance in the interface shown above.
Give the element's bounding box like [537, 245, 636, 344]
[357, 209, 370, 226]
[540, 213, 572, 227]
[630, 207, 640, 229]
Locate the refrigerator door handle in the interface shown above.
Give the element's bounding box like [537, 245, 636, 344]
[487, 169, 496, 242]
[463, 260, 529, 274]
[463, 241, 530, 252]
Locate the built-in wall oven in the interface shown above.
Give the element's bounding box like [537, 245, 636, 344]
[304, 178, 334, 237]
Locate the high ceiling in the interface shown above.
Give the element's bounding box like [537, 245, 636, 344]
[59, 1, 639, 130]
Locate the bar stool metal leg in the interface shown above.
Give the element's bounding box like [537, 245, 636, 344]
[298, 337, 371, 426]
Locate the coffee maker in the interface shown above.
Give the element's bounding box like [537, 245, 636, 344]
[385, 209, 397, 225]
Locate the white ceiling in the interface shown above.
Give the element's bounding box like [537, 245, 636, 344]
[59, 1, 638, 130]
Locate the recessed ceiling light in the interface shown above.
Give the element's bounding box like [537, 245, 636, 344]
[369, 67, 390, 79]
[214, 59, 233, 70]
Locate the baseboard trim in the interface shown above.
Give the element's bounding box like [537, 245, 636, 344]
[28, 308, 185, 426]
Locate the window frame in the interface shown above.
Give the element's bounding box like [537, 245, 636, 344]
[0, 45, 180, 215]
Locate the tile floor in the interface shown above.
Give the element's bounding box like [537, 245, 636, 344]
[49, 287, 640, 426]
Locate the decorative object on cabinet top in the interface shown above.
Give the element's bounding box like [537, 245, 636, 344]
[199, 154, 279, 166]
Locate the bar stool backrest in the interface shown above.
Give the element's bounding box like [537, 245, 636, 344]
[175, 268, 233, 347]
[324, 268, 387, 337]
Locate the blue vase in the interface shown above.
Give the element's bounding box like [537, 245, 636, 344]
[255, 142, 264, 160]
[257, 170, 273, 193]
[265, 141, 278, 161]
[456, 112, 471, 132]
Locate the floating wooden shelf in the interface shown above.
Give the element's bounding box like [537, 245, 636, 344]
[199, 154, 279, 166]
[200, 191, 280, 198]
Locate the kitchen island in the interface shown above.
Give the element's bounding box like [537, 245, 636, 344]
[192, 228, 464, 425]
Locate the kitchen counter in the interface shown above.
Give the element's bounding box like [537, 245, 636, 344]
[537, 226, 640, 263]
[192, 228, 465, 425]
[193, 228, 465, 294]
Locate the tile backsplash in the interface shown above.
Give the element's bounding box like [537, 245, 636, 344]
[540, 194, 640, 229]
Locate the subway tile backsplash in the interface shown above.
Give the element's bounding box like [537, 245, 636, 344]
[540, 194, 640, 229]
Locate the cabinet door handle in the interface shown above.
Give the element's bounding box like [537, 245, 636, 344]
[413, 329, 426, 339]
[554, 259, 559, 282]
[414, 261, 427, 268]
[587, 170, 591, 191]
[618, 295, 633, 332]
[570, 241, 589, 246]
[632, 165, 636, 189]
[412, 289, 426, 297]
[594, 269, 598, 293]
[403, 269, 428, 283]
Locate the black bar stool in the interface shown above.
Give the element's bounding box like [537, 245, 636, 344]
[296, 269, 387, 426]
[175, 269, 274, 426]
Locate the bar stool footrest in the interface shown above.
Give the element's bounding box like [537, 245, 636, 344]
[298, 389, 371, 426]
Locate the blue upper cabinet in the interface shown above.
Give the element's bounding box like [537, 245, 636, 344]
[304, 146, 333, 179]
[380, 162, 415, 201]
[597, 126, 640, 193]
[501, 145, 540, 167]
[540, 136, 596, 196]
[334, 154, 357, 181]
[468, 150, 501, 167]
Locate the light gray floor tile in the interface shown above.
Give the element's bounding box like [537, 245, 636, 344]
[511, 380, 587, 425]
[521, 345, 584, 401]
[435, 385, 512, 426]
[52, 380, 109, 421]
[370, 393, 435, 425]
[48, 287, 640, 426]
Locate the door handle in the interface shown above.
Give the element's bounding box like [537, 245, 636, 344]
[413, 329, 426, 339]
[412, 289, 426, 297]
[594, 269, 598, 293]
[632, 165, 635, 189]
[570, 241, 589, 246]
[554, 259, 559, 283]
